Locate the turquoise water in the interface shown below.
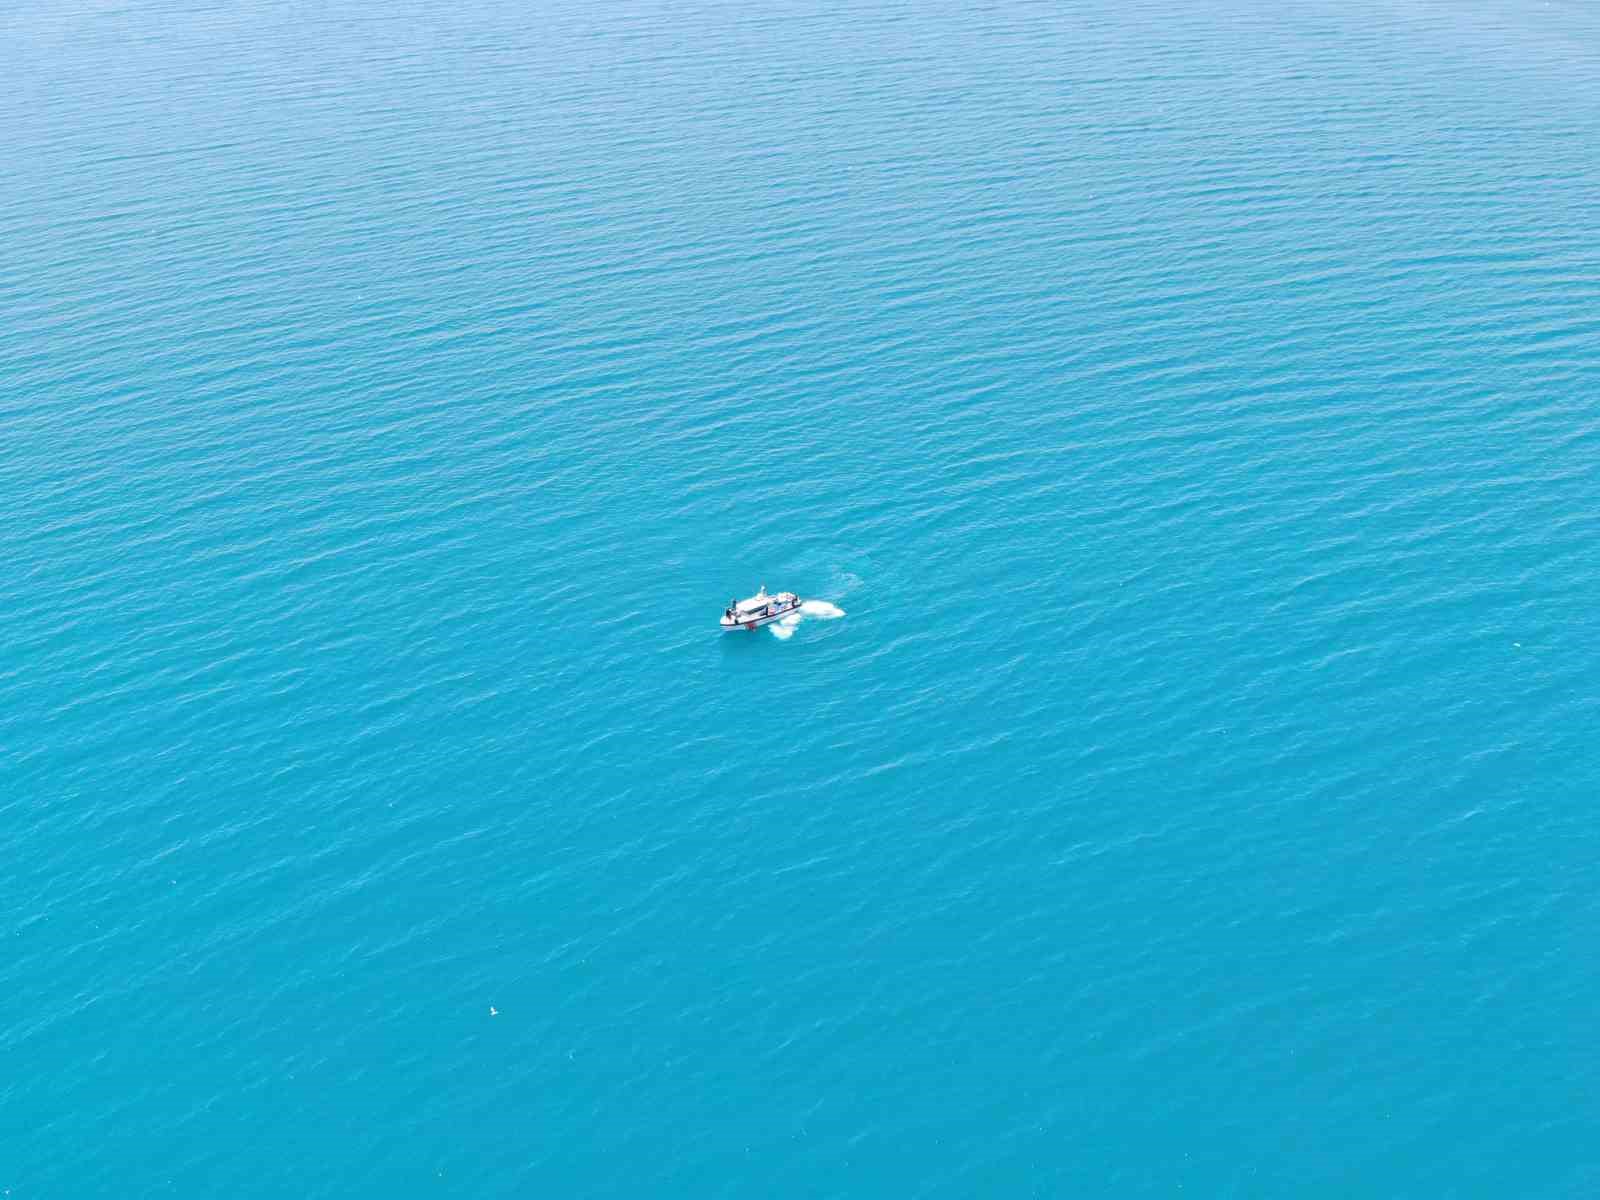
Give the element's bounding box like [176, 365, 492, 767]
[6, 0, 1600, 1194]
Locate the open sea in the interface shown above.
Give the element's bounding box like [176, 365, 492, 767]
[5, 0, 1600, 1195]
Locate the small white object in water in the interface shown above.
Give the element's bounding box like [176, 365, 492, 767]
[489, 1006, 498, 1016]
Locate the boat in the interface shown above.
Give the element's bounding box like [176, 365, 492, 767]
[719, 585, 801, 631]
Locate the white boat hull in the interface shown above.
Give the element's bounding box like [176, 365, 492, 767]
[720, 599, 802, 631]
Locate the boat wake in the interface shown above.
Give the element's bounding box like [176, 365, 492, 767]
[800, 600, 845, 619]
[770, 600, 846, 639]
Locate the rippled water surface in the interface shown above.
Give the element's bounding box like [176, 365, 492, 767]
[6, 1, 1600, 1195]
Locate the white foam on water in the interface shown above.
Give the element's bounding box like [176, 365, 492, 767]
[763, 601, 844, 640]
